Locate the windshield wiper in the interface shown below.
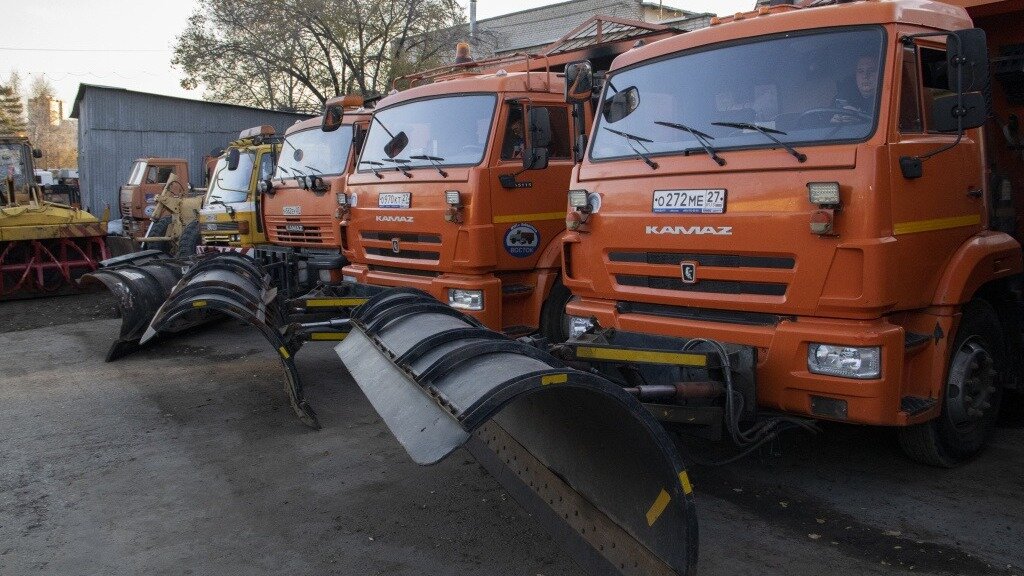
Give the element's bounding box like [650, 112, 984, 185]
[382, 158, 413, 178]
[360, 160, 385, 179]
[409, 154, 448, 178]
[653, 121, 725, 166]
[711, 121, 806, 163]
[206, 199, 236, 217]
[602, 127, 658, 170]
[304, 165, 323, 174]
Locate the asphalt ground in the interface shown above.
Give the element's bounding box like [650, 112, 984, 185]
[1, 292, 1021, 575]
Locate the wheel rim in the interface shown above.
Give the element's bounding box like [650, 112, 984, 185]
[946, 336, 998, 427]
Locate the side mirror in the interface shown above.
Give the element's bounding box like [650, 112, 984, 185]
[602, 86, 640, 123]
[384, 131, 409, 158]
[257, 178, 274, 195]
[949, 28, 989, 94]
[564, 60, 594, 103]
[322, 104, 344, 132]
[227, 148, 240, 171]
[930, 91, 987, 132]
[32, 148, 42, 159]
[524, 107, 551, 171]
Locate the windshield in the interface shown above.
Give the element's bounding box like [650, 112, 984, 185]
[590, 27, 886, 162]
[359, 94, 497, 170]
[126, 160, 147, 186]
[275, 125, 353, 180]
[206, 152, 255, 204]
[0, 143, 30, 192]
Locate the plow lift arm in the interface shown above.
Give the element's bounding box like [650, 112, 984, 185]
[336, 289, 700, 575]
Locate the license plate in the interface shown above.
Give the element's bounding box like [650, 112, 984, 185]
[286, 224, 304, 232]
[379, 192, 411, 209]
[282, 205, 301, 216]
[652, 189, 726, 214]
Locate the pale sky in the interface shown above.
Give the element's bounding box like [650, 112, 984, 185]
[2, 0, 754, 116]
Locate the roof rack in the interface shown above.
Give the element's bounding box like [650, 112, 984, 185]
[392, 15, 679, 91]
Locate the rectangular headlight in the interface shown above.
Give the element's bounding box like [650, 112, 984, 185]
[568, 189, 589, 209]
[337, 193, 348, 205]
[807, 343, 880, 379]
[342, 275, 357, 283]
[807, 182, 840, 205]
[445, 190, 461, 205]
[448, 289, 483, 310]
[568, 315, 595, 339]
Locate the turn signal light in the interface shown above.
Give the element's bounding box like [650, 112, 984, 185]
[809, 209, 834, 235]
[566, 210, 583, 231]
[237, 220, 250, 235]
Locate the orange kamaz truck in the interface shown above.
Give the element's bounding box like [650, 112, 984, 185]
[338, 17, 679, 339]
[258, 96, 372, 291]
[556, 0, 1024, 466]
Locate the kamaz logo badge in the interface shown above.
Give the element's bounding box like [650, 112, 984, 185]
[645, 225, 732, 235]
[391, 238, 400, 254]
[680, 261, 697, 284]
[376, 215, 414, 223]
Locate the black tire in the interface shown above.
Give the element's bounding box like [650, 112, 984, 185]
[898, 299, 1005, 467]
[141, 216, 172, 254]
[539, 279, 573, 343]
[176, 220, 200, 258]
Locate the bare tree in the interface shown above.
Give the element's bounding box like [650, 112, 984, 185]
[25, 77, 77, 168]
[172, 0, 464, 111]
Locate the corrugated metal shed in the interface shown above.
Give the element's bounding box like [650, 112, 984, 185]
[71, 84, 312, 216]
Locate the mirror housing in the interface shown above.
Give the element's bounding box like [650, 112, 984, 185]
[32, 148, 42, 159]
[564, 60, 594, 103]
[602, 86, 640, 123]
[226, 148, 240, 171]
[930, 91, 987, 132]
[949, 28, 989, 94]
[523, 107, 552, 171]
[322, 104, 344, 132]
[384, 131, 409, 159]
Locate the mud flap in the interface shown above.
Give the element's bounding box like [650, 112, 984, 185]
[141, 252, 321, 429]
[337, 289, 698, 575]
[79, 250, 215, 361]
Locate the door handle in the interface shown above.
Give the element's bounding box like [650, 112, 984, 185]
[967, 188, 983, 199]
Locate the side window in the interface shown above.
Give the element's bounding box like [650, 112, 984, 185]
[544, 106, 571, 159]
[920, 46, 951, 131]
[145, 166, 159, 184]
[156, 166, 174, 183]
[501, 104, 525, 160]
[259, 153, 274, 181]
[898, 44, 923, 133]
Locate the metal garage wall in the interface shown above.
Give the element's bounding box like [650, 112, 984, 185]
[72, 85, 311, 217]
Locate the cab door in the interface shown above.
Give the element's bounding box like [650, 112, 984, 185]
[887, 33, 985, 310]
[489, 101, 575, 272]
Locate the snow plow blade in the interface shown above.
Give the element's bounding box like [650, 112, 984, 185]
[337, 289, 698, 575]
[140, 251, 321, 429]
[79, 250, 213, 361]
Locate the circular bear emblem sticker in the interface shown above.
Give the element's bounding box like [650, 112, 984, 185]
[503, 223, 540, 258]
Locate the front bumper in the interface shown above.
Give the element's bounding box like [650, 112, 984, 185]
[567, 297, 923, 426]
[342, 263, 502, 330]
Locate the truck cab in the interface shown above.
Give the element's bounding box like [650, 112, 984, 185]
[260, 96, 371, 285]
[561, 0, 1024, 465]
[120, 157, 192, 233]
[199, 126, 279, 248]
[1, 136, 42, 205]
[341, 71, 579, 336]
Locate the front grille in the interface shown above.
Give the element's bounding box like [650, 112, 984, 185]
[616, 301, 784, 326]
[120, 201, 132, 217]
[360, 229, 442, 262]
[609, 251, 795, 269]
[365, 247, 439, 260]
[369, 265, 440, 277]
[361, 231, 441, 244]
[616, 274, 787, 296]
[265, 215, 337, 248]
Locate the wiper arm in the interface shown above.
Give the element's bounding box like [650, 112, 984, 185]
[409, 154, 448, 178]
[382, 158, 413, 178]
[360, 160, 384, 179]
[304, 165, 323, 174]
[654, 121, 725, 166]
[711, 121, 806, 163]
[602, 127, 658, 170]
